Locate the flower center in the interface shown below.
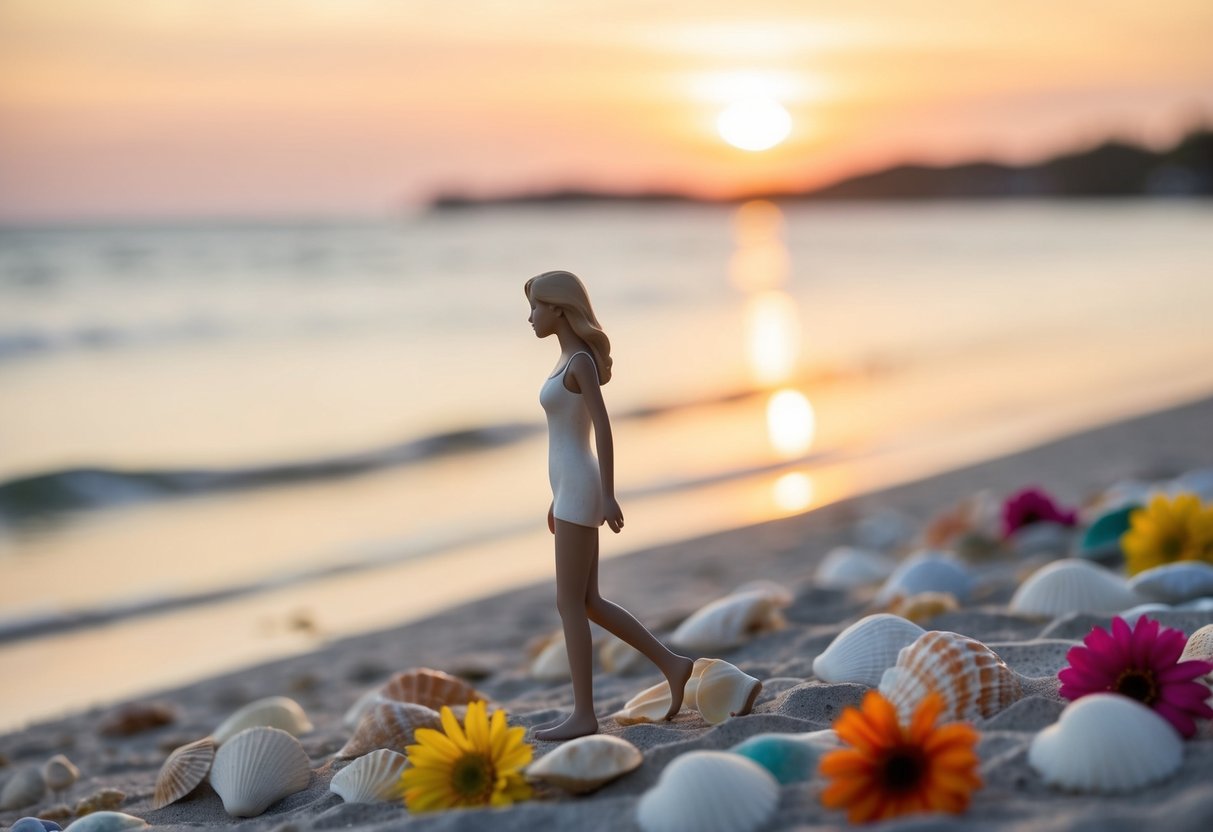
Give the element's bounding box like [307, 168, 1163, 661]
[1018, 510, 1042, 526]
[881, 748, 924, 792]
[1114, 668, 1158, 705]
[450, 752, 495, 803]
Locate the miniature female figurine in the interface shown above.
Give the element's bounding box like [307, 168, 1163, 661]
[526, 270, 694, 741]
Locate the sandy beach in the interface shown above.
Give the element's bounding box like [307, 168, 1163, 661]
[3, 393, 1213, 832]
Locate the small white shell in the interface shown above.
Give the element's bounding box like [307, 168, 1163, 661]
[600, 637, 649, 675]
[636, 751, 779, 832]
[62, 812, 148, 832]
[43, 754, 80, 792]
[692, 659, 762, 725]
[329, 749, 407, 804]
[878, 630, 1022, 723]
[1009, 558, 1141, 616]
[153, 736, 216, 809]
[337, 701, 443, 760]
[812, 614, 926, 687]
[213, 696, 313, 746]
[209, 726, 311, 817]
[1128, 561, 1213, 604]
[526, 735, 642, 794]
[0, 765, 47, 810]
[670, 590, 785, 652]
[612, 658, 710, 725]
[813, 546, 897, 589]
[874, 552, 974, 606]
[530, 633, 572, 681]
[1028, 694, 1182, 793]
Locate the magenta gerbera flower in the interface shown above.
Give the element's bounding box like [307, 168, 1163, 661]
[1000, 486, 1078, 539]
[1058, 615, 1213, 738]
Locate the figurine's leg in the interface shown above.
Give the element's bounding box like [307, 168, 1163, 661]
[534, 519, 601, 742]
[584, 549, 694, 721]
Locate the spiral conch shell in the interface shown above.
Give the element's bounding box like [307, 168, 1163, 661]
[153, 736, 216, 809]
[612, 658, 759, 726]
[878, 630, 1022, 723]
[329, 749, 408, 804]
[213, 696, 313, 746]
[526, 735, 643, 794]
[209, 726, 311, 818]
[669, 589, 787, 653]
[337, 701, 442, 760]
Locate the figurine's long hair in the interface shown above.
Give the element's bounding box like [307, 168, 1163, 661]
[524, 270, 613, 384]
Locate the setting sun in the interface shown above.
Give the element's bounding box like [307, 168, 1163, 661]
[717, 98, 793, 151]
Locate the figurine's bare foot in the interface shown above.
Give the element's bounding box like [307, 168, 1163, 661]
[533, 712, 599, 742]
[661, 656, 696, 721]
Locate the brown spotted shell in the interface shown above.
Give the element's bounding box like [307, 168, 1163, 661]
[379, 668, 487, 710]
[337, 702, 442, 760]
[153, 736, 216, 809]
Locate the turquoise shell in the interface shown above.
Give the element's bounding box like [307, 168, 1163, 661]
[730, 733, 822, 785]
[1079, 504, 1140, 564]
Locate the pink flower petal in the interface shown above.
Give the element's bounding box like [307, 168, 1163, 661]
[1153, 701, 1197, 739]
[1065, 646, 1117, 680]
[1157, 660, 1213, 683]
[1158, 681, 1213, 711]
[1149, 627, 1187, 668]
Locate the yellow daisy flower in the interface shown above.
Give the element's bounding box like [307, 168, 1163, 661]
[401, 701, 533, 812]
[1122, 493, 1213, 576]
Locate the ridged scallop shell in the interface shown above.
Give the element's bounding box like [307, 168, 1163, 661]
[878, 630, 1023, 722]
[813, 546, 896, 589]
[1009, 558, 1141, 616]
[329, 749, 407, 803]
[600, 637, 649, 675]
[670, 590, 785, 652]
[1, 766, 47, 810]
[529, 633, 572, 681]
[337, 701, 442, 760]
[1028, 694, 1182, 793]
[42, 755, 79, 793]
[874, 552, 974, 606]
[693, 659, 762, 725]
[379, 668, 486, 710]
[891, 591, 960, 624]
[213, 696, 313, 746]
[152, 737, 216, 809]
[729, 730, 839, 785]
[1128, 561, 1213, 603]
[1180, 624, 1213, 684]
[526, 735, 642, 794]
[812, 614, 926, 687]
[636, 751, 779, 832]
[613, 658, 710, 725]
[209, 726, 311, 818]
[61, 812, 147, 832]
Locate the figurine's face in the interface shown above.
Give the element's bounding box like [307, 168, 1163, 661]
[528, 299, 560, 338]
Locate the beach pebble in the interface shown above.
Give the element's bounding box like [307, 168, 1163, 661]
[813, 546, 896, 589]
[42, 755, 79, 794]
[1, 765, 47, 810]
[1128, 561, 1213, 604]
[874, 551, 974, 605]
[729, 731, 836, 785]
[74, 788, 125, 816]
[98, 703, 175, 737]
[62, 811, 147, 832]
[10, 818, 63, 832]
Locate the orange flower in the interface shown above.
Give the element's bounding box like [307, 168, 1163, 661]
[819, 691, 981, 823]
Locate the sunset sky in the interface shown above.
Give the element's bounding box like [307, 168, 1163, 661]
[1, 0, 1211, 223]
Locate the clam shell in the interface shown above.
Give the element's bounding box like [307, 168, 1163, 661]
[600, 636, 649, 675]
[874, 552, 974, 606]
[379, 668, 486, 710]
[530, 633, 572, 681]
[813, 546, 896, 589]
[1028, 694, 1182, 793]
[812, 614, 926, 687]
[613, 658, 710, 725]
[329, 749, 407, 804]
[1009, 558, 1141, 616]
[209, 726, 311, 818]
[1, 765, 47, 811]
[1128, 561, 1213, 604]
[1180, 624, 1213, 684]
[692, 659, 762, 725]
[878, 630, 1022, 723]
[670, 589, 785, 652]
[61, 812, 147, 832]
[152, 737, 216, 810]
[213, 696, 313, 746]
[636, 751, 778, 832]
[890, 591, 960, 624]
[526, 735, 642, 794]
[337, 701, 442, 760]
[729, 730, 839, 785]
[42, 755, 79, 793]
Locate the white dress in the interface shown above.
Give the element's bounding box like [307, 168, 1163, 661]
[539, 351, 604, 528]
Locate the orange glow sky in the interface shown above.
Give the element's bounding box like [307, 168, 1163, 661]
[1, 0, 1211, 223]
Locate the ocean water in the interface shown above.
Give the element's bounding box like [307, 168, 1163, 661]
[1, 200, 1212, 728]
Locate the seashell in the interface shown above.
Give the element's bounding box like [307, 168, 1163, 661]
[213, 696, 313, 746]
[613, 658, 710, 725]
[11, 818, 62, 832]
[670, 590, 785, 652]
[874, 552, 974, 606]
[728, 580, 794, 608]
[529, 633, 572, 681]
[729, 730, 839, 785]
[1078, 504, 1139, 564]
[878, 630, 1022, 723]
[337, 701, 442, 760]
[329, 749, 407, 803]
[97, 702, 175, 737]
[600, 636, 649, 675]
[342, 689, 384, 730]
[73, 789, 124, 816]
[61, 812, 147, 832]
[1128, 561, 1213, 604]
[1, 765, 47, 811]
[42, 755, 79, 794]
[526, 735, 642, 794]
[378, 668, 487, 710]
[36, 805, 72, 824]
[891, 591, 960, 624]
[1006, 521, 1073, 557]
[152, 737, 216, 810]
[636, 750, 779, 832]
[855, 508, 916, 552]
[1028, 694, 1182, 793]
[1117, 602, 1174, 625]
[812, 614, 926, 687]
[692, 659, 762, 725]
[1171, 468, 1213, 501]
[813, 546, 896, 589]
[1009, 558, 1141, 616]
[209, 726, 311, 817]
[1180, 624, 1213, 684]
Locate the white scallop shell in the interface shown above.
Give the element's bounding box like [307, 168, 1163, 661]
[1028, 694, 1182, 793]
[43, 754, 80, 792]
[813, 546, 897, 589]
[213, 696, 313, 746]
[600, 636, 649, 675]
[670, 589, 785, 652]
[329, 749, 407, 804]
[692, 659, 762, 725]
[874, 552, 974, 606]
[337, 701, 442, 760]
[0, 765, 46, 810]
[636, 751, 779, 832]
[526, 735, 642, 794]
[1128, 561, 1213, 604]
[612, 658, 710, 725]
[1009, 558, 1141, 616]
[209, 726, 311, 817]
[62, 812, 148, 832]
[812, 614, 926, 687]
[153, 736, 216, 809]
[1180, 624, 1213, 684]
[530, 633, 572, 681]
[878, 630, 1023, 723]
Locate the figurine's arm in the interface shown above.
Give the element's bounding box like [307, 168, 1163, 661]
[568, 353, 624, 534]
